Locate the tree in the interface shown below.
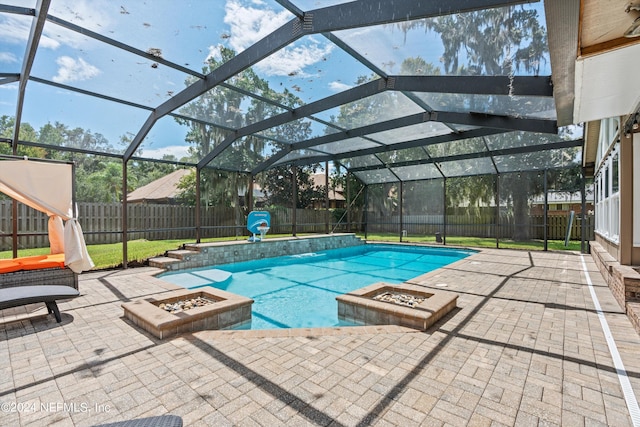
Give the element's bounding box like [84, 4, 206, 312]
[412, 6, 548, 76]
[0, 115, 47, 158]
[263, 165, 324, 209]
[175, 170, 197, 206]
[78, 161, 134, 203]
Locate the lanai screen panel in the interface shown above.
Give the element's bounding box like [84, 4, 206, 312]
[0, 10, 29, 73]
[236, 34, 377, 106]
[209, 136, 276, 172]
[289, 0, 353, 7]
[376, 146, 430, 165]
[485, 131, 573, 150]
[0, 82, 19, 132]
[414, 92, 557, 119]
[353, 169, 397, 185]
[445, 175, 498, 243]
[270, 149, 323, 168]
[367, 122, 454, 146]
[366, 182, 399, 236]
[46, 0, 226, 76]
[20, 81, 150, 155]
[401, 178, 445, 239]
[314, 92, 425, 129]
[438, 157, 496, 177]
[255, 117, 332, 143]
[132, 115, 192, 160]
[178, 86, 289, 130]
[313, 137, 383, 155]
[391, 164, 441, 181]
[426, 136, 489, 158]
[337, 155, 384, 170]
[495, 148, 579, 173]
[498, 170, 546, 245]
[331, 3, 551, 77]
[30, 20, 191, 108]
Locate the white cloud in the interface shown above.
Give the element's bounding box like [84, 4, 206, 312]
[52, 56, 101, 83]
[328, 81, 353, 92]
[140, 145, 191, 160]
[218, 0, 334, 77]
[0, 2, 112, 51]
[223, 0, 292, 53]
[44, 0, 113, 48]
[0, 52, 17, 63]
[0, 16, 37, 46]
[256, 42, 334, 77]
[0, 13, 90, 50]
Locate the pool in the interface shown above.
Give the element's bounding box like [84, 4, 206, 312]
[159, 244, 473, 330]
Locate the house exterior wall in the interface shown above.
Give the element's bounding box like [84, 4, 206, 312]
[590, 129, 640, 334]
[592, 120, 639, 265]
[633, 132, 640, 265]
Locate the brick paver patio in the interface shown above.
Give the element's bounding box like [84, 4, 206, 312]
[2, 248, 639, 426]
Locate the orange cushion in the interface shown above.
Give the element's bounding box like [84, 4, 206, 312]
[14, 255, 48, 264]
[45, 253, 65, 263]
[17, 254, 66, 270]
[0, 260, 22, 274]
[1, 254, 67, 272]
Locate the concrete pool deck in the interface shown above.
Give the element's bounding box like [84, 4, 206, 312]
[2, 247, 640, 426]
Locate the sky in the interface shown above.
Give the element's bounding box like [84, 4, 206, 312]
[0, 0, 551, 161]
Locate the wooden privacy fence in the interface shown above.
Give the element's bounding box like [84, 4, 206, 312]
[1, 200, 594, 251]
[0, 202, 338, 250]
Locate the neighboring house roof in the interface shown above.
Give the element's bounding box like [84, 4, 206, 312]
[127, 169, 191, 203]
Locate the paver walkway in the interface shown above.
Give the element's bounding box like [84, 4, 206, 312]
[1, 248, 639, 426]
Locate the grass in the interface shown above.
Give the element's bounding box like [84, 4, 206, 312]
[356, 233, 584, 252]
[2, 233, 584, 270]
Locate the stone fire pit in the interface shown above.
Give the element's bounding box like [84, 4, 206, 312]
[336, 282, 457, 331]
[122, 287, 253, 339]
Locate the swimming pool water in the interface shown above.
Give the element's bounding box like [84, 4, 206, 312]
[160, 244, 473, 330]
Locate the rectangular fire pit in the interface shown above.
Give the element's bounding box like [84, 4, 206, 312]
[336, 282, 457, 331]
[122, 287, 253, 339]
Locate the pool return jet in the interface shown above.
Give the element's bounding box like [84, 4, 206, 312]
[247, 211, 270, 242]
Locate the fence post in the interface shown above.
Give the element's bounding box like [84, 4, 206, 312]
[399, 181, 404, 242]
[581, 167, 588, 253]
[543, 169, 548, 251]
[443, 178, 447, 245]
[495, 174, 499, 248]
[196, 168, 201, 243]
[292, 166, 297, 236]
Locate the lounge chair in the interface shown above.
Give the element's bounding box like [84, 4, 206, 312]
[0, 285, 80, 323]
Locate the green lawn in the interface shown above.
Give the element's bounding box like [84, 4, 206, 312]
[357, 232, 584, 252]
[1, 233, 584, 270]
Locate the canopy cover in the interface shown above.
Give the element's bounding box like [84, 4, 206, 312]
[0, 159, 94, 273]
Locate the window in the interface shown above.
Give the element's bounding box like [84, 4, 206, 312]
[612, 152, 619, 193]
[594, 143, 620, 243]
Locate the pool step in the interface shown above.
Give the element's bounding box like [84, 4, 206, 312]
[148, 249, 201, 269]
[166, 249, 200, 261]
[148, 256, 181, 269]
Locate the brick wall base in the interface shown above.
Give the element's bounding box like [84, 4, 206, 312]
[590, 241, 640, 335]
